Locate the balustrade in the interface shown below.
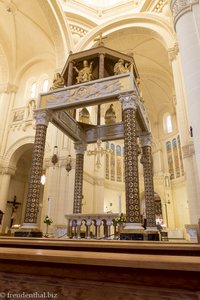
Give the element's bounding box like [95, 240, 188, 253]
[65, 213, 120, 239]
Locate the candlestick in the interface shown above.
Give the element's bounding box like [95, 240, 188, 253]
[47, 197, 51, 216]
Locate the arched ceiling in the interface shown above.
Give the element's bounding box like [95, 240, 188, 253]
[0, 0, 175, 132]
[98, 27, 174, 126]
[59, 0, 174, 127]
[0, 0, 69, 83]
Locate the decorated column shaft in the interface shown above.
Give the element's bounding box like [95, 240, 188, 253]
[73, 142, 86, 213]
[23, 111, 49, 226]
[140, 133, 156, 229]
[120, 93, 141, 224]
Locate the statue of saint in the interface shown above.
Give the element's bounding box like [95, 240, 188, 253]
[105, 104, 116, 125]
[114, 59, 131, 75]
[50, 73, 65, 90]
[73, 60, 94, 83]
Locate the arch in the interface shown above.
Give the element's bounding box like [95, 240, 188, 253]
[4, 136, 51, 170]
[14, 54, 55, 85]
[0, 43, 9, 83]
[75, 14, 176, 52]
[4, 137, 35, 168]
[37, 0, 74, 68]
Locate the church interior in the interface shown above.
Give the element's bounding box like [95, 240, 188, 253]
[0, 0, 200, 299]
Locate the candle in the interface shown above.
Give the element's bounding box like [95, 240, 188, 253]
[47, 197, 51, 216]
[118, 193, 122, 214]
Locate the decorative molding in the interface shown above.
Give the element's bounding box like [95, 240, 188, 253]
[69, 24, 87, 37]
[0, 83, 18, 94]
[170, 0, 199, 26]
[168, 42, 179, 62]
[153, 0, 168, 12]
[94, 177, 105, 186]
[83, 171, 95, 185]
[3, 136, 35, 163]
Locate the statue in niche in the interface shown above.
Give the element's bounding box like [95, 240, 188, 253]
[49, 73, 65, 90]
[27, 99, 36, 120]
[73, 60, 94, 83]
[105, 104, 116, 125]
[114, 59, 132, 75]
[79, 107, 90, 124]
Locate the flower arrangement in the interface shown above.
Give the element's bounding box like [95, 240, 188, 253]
[43, 215, 53, 226]
[113, 213, 126, 225]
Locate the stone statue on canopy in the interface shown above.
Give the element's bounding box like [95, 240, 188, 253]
[114, 59, 132, 75]
[50, 73, 65, 90]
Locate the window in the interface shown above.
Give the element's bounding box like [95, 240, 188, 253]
[166, 135, 184, 180]
[163, 113, 173, 134]
[30, 82, 37, 98]
[42, 79, 49, 92]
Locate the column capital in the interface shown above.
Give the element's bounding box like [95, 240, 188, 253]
[170, 0, 199, 27]
[0, 165, 16, 176]
[0, 83, 18, 94]
[74, 142, 87, 154]
[140, 133, 152, 147]
[168, 42, 179, 62]
[35, 110, 50, 126]
[119, 92, 138, 110]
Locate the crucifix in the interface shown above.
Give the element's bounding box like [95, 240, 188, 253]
[7, 195, 21, 228]
[87, 139, 112, 168]
[94, 32, 108, 46]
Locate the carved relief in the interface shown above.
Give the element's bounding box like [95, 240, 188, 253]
[12, 110, 24, 122]
[171, 0, 199, 24]
[46, 79, 123, 108]
[168, 43, 179, 62]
